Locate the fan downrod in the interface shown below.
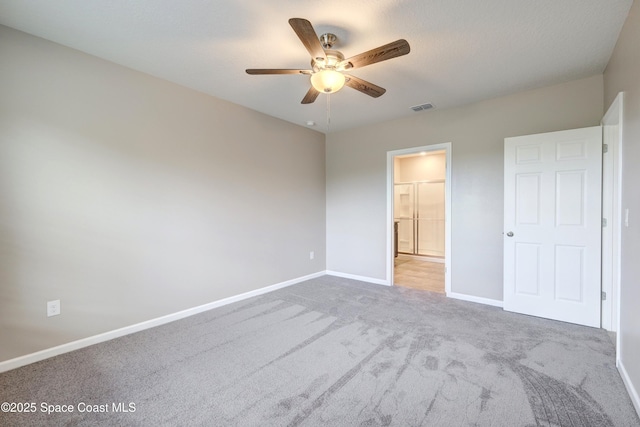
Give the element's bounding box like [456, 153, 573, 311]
[319, 33, 337, 49]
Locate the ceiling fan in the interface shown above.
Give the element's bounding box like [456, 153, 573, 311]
[246, 18, 410, 104]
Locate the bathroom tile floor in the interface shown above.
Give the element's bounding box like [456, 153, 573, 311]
[394, 254, 445, 293]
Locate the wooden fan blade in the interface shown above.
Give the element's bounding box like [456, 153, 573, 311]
[341, 39, 410, 70]
[289, 18, 326, 61]
[301, 86, 320, 104]
[246, 69, 311, 75]
[344, 74, 386, 98]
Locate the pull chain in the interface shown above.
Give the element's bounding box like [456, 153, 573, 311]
[326, 93, 331, 133]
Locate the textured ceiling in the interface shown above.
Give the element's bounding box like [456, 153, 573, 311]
[0, 0, 633, 133]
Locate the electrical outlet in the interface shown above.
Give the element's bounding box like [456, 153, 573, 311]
[309, 251, 315, 260]
[47, 300, 60, 317]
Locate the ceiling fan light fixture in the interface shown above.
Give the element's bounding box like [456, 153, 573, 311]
[247, 19, 411, 103]
[310, 69, 346, 93]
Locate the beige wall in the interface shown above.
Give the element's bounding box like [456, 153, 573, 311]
[604, 0, 640, 412]
[327, 75, 604, 300]
[0, 26, 326, 362]
[396, 152, 446, 183]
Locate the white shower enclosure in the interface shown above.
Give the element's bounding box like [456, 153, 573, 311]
[394, 181, 445, 257]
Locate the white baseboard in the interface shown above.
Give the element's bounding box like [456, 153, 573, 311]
[447, 291, 504, 308]
[0, 271, 325, 374]
[325, 270, 390, 286]
[397, 254, 445, 264]
[618, 358, 640, 418]
[326, 272, 503, 309]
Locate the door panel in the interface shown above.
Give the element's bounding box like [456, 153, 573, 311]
[514, 243, 541, 296]
[554, 245, 584, 301]
[556, 171, 585, 226]
[516, 174, 541, 225]
[504, 126, 602, 327]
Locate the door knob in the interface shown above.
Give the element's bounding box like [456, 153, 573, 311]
[506, 231, 514, 237]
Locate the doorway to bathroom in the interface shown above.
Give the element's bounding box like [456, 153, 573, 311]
[387, 144, 451, 294]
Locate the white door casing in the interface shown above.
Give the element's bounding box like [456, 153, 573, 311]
[601, 92, 624, 334]
[386, 143, 451, 293]
[503, 127, 602, 327]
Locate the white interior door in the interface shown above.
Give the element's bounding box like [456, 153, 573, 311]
[503, 127, 602, 327]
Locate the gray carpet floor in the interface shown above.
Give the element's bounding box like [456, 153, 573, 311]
[1, 276, 638, 426]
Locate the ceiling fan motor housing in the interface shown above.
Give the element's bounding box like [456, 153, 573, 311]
[311, 49, 345, 72]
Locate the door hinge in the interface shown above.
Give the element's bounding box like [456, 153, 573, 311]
[603, 144, 609, 154]
[602, 291, 607, 301]
[602, 218, 607, 227]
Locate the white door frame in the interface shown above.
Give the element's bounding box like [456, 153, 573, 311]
[601, 92, 624, 341]
[386, 143, 452, 292]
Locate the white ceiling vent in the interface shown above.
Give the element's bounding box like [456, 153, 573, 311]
[410, 103, 434, 112]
